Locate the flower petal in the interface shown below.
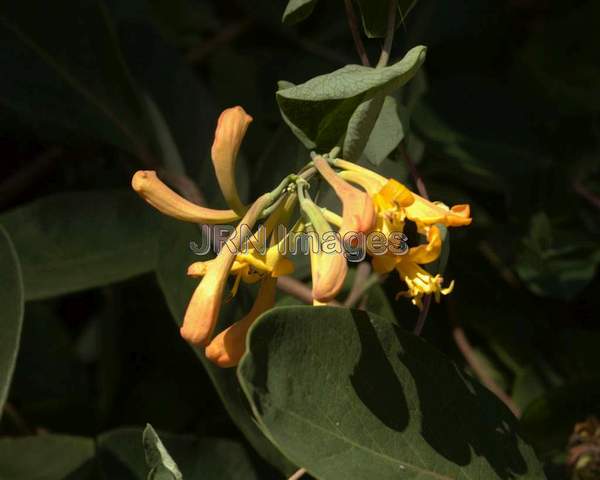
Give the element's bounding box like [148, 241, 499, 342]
[211, 106, 253, 215]
[132, 170, 239, 224]
[204, 276, 277, 367]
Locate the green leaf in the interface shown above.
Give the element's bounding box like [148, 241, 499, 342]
[0, 0, 158, 161]
[282, 0, 319, 25]
[362, 95, 404, 165]
[0, 190, 159, 300]
[143, 424, 183, 480]
[0, 435, 95, 480]
[521, 379, 600, 460]
[0, 225, 24, 417]
[239, 306, 545, 479]
[155, 219, 296, 475]
[342, 94, 386, 162]
[356, 0, 418, 38]
[99, 427, 260, 480]
[0, 429, 259, 480]
[277, 45, 426, 151]
[515, 212, 600, 300]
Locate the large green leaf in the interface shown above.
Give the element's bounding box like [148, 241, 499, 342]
[99, 427, 259, 480]
[142, 425, 183, 480]
[276, 45, 426, 151]
[0, 435, 96, 480]
[356, 0, 419, 38]
[154, 218, 296, 475]
[361, 94, 404, 165]
[342, 94, 386, 162]
[0, 0, 158, 161]
[0, 429, 259, 480]
[0, 190, 159, 300]
[239, 306, 545, 480]
[0, 225, 24, 417]
[282, 0, 319, 25]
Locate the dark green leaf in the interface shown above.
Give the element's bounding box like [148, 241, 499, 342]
[0, 435, 95, 480]
[239, 306, 545, 479]
[356, 0, 418, 38]
[343, 94, 385, 162]
[361, 95, 404, 165]
[155, 219, 296, 475]
[0, 225, 24, 416]
[282, 0, 319, 25]
[521, 379, 600, 460]
[99, 427, 260, 480]
[277, 45, 426, 150]
[0, 0, 158, 161]
[143, 424, 182, 480]
[0, 190, 159, 300]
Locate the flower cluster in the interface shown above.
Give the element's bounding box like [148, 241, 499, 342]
[131, 106, 471, 367]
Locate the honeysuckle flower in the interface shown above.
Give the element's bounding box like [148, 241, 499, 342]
[313, 155, 376, 240]
[211, 106, 253, 215]
[297, 181, 348, 302]
[372, 225, 452, 308]
[204, 276, 277, 368]
[187, 242, 294, 295]
[180, 193, 271, 346]
[131, 170, 239, 223]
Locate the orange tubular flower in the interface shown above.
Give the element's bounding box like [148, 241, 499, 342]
[313, 156, 376, 240]
[211, 106, 253, 216]
[204, 276, 277, 367]
[180, 193, 271, 346]
[131, 170, 239, 223]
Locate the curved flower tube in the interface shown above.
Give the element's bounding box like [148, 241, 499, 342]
[131, 170, 239, 224]
[211, 106, 253, 216]
[180, 193, 271, 346]
[313, 156, 376, 239]
[204, 276, 277, 368]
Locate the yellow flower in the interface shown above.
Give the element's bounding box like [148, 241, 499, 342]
[313, 155, 376, 240]
[204, 276, 277, 368]
[131, 170, 239, 223]
[187, 242, 294, 296]
[180, 193, 271, 346]
[211, 106, 253, 215]
[395, 260, 454, 309]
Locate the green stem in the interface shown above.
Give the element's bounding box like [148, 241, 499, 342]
[376, 0, 397, 68]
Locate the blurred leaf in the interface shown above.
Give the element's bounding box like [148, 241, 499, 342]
[356, 0, 418, 38]
[0, 190, 159, 300]
[0, 429, 259, 480]
[277, 45, 426, 150]
[521, 378, 600, 460]
[518, 2, 600, 115]
[155, 219, 296, 475]
[515, 212, 600, 300]
[282, 0, 319, 25]
[99, 428, 260, 480]
[239, 306, 545, 479]
[0, 0, 158, 161]
[343, 94, 385, 162]
[117, 22, 217, 185]
[0, 435, 95, 480]
[0, 225, 24, 417]
[361, 95, 404, 165]
[143, 424, 182, 480]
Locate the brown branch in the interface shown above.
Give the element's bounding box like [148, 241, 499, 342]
[0, 147, 62, 209]
[287, 467, 307, 480]
[448, 302, 521, 417]
[376, 0, 397, 68]
[344, 0, 371, 66]
[277, 276, 341, 307]
[574, 178, 600, 210]
[344, 262, 372, 307]
[413, 294, 431, 336]
[186, 18, 254, 64]
[400, 143, 429, 199]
